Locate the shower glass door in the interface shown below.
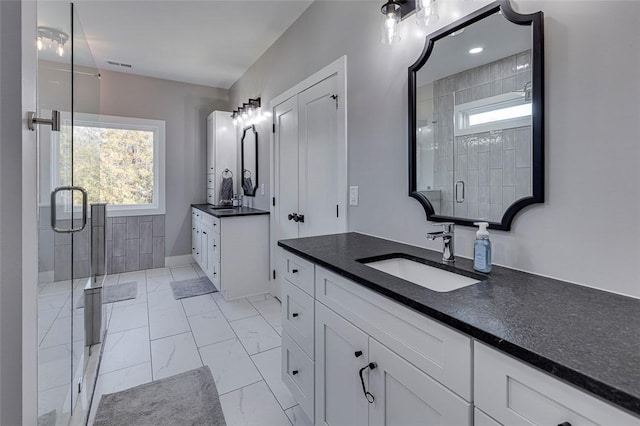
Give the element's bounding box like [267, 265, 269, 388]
[37, 2, 102, 424]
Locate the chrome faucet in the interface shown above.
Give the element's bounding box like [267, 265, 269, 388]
[427, 223, 455, 263]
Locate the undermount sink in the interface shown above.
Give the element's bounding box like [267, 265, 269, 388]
[362, 256, 480, 292]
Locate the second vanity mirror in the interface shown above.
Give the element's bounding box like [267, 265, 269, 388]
[241, 125, 258, 196]
[409, 1, 544, 230]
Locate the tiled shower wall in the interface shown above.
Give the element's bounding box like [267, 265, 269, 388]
[106, 215, 165, 274]
[38, 209, 165, 281]
[431, 50, 532, 222]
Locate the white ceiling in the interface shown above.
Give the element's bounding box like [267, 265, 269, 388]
[38, 1, 313, 89]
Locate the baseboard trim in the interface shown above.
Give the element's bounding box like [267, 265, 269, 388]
[165, 254, 193, 267]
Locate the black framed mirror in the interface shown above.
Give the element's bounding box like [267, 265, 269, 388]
[409, 0, 544, 230]
[241, 125, 258, 196]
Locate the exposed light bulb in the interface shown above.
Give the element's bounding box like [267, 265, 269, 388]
[416, 0, 439, 27]
[380, 1, 401, 45]
[57, 44, 64, 57]
[37, 38, 43, 51]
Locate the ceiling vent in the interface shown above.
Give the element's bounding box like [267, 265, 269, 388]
[106, 60, 133, 69]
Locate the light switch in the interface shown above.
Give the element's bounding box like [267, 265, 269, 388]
[349, 186, 359, 206]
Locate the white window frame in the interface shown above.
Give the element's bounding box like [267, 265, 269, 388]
[454, 92, 531, 136]
[54, 112, 166, 217]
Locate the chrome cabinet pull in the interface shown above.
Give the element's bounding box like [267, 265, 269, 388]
[50, 186, 88, 233]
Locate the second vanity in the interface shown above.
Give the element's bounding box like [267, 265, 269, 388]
[278, 232, 640, 426]
[191, 204, 269, 300]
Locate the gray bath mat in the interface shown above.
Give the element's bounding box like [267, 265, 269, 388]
[93, 366, 226, 426]
[170, 276, 218, 300]
[76, 282, 137, 308]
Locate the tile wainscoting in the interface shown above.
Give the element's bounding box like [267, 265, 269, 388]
[38, 209, 165, 281]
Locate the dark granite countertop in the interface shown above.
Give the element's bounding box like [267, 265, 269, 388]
[191, 204, 269, 218]
[278, 232, 640, 416]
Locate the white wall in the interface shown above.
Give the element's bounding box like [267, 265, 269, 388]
[230, 0, 640, 298]
[0, 0, 24, 423]
[97, 71, 229, 257]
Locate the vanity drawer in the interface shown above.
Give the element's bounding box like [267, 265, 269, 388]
[315, 266, 472, 401]
[282, 280, 314, 359]
[474, 342, 640, 426]
[282, 332, 314, 422]
[207, 173, 216, 189]
[206, 189, 216, 204]
[192, 207, 202, 221]
[281, 250, 315, 296]
[200, 211, 220, 233]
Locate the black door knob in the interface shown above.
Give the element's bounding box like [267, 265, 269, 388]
[288, 213, 296, 221]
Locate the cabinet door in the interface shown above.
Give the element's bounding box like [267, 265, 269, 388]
[192, 222, 201, 263]
[207, 113, 215, 174]
[207, 232, 219, 285]
[315, 302, 369, 426]
[200, 228, 209, 273]
[368, 338, 472, 426]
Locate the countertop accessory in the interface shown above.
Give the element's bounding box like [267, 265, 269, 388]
[473, 222, 492, 273]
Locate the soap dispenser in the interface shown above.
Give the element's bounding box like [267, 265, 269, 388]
[473, 222, 492, 273]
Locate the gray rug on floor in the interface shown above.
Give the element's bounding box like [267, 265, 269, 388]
[170, 276, 218, 300]
[76, 282, 137, 308]
[93, 366, 226, 426]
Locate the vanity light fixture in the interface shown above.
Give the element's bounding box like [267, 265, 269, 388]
[37, 26, 69, 57]
[469, 47, 484, 54]
[380, 0, 416, 45]
[416, 0, 439, 27]
[231, 97, 263, 127]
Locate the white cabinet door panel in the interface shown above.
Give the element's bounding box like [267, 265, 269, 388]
[474, 342, 640, 426]
[368, 338, 472, 426]
[315, 302, 369, 426]
[283, 280, 315, 359]
[282, 332, 315, 422]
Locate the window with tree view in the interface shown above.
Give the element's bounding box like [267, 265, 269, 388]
[57, 114, 166, 215]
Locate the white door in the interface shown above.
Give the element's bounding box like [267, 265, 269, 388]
[273, 72, 345, 299]
[368, 338, 472, 426]
[315, 302, 369, 426]
[298, 75, 342, 237]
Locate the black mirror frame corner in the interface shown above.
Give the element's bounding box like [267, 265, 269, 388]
[241, 124, 258, 197]
[408, 0, 544, 231]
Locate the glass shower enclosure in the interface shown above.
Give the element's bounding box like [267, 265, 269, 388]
[36, 2, 105, 424]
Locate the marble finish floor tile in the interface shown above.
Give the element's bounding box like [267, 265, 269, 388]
[251, 297, 283, 336]
[148, 305, 190, 340]
[219, 381, 291, 426]
[107, 303, 148, 334]
[251, 347, 296, 410]
[100, 327, 150, 374]
[147, 289, 182, 312]
[199, 338, 262, 395]
[188, 310, 235, 347]
[182, 294, 219, 317]
[150, 332, 202, 380]
[38, 344, 72, 391]
[118, 271, 147, 286]
[212, 292, 259, 322]
[230, 315, 281, 355]
[285, 405, 314, 426]
[40, 316, 72, 349]
[170, 265, 199, 281]
[146, 273, 173, 293]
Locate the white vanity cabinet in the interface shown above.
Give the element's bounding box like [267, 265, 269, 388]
[279, 248, 640, 426]
[191, 207, 268, 300]
[280, 249, 471, 426]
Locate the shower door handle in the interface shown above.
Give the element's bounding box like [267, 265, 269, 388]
[51, 186, 88, 233]
[28, 110, 61, 132]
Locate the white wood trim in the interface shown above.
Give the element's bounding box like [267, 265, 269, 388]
[164, 254, 194, 267]
[269, 55, 348, 296]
